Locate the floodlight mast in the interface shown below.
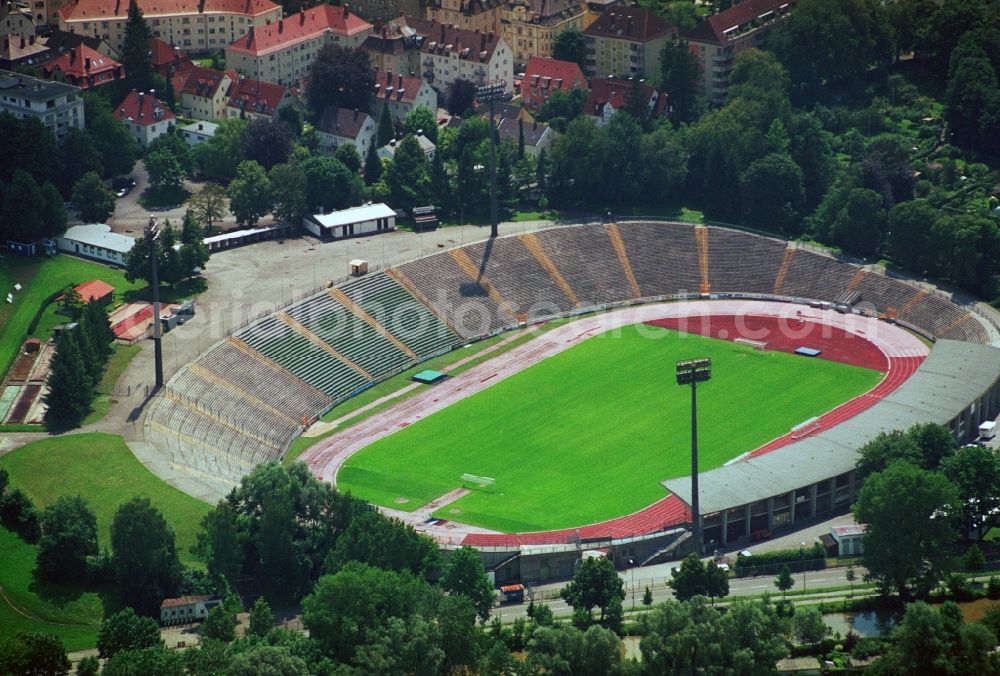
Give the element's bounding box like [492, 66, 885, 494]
[676, 358, 711, 555]
[146, 216, 164, 390]
[475, 80, 505, 238]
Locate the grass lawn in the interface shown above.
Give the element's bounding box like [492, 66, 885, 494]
[0, 528, 104, 651]
[338, 325, 882, 533]
[0, 433, 210, 561]
[81, 344, 142, 426]
[0, 255, 144, 380]
[0, 432, 210, 649]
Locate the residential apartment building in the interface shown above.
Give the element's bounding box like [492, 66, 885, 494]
[149, 37, 191, 79]
[519, 56, 586, 113]
[424, 0, 503, 35]
[351, 0, 420, 25]
[501, 0, 584, 68]
[225, 5, 372, 88]
[496, 117, 553, 156]
[57, 0, 282, 54]
[113, 88, 174, 146]
[0, 68, 83, 140]
[0, 34, 49, 70]
[177, 65, 232, 119]
[682, 0, 796, 105]
[225, 75, 292, 120]
[362, 21, 421, 78]
[372, 70, 437, 123]
[41, 43, 125, 90]
[407, 18, 512, 94]
[315, 105, 376, 156]
[582, 6, 674, 81]
[0, 2, 36, 37]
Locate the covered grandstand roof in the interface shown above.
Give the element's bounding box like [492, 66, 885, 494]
[663, 340, 1000, 514]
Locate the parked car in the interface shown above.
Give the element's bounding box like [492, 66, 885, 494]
[113, 176, 136, 198]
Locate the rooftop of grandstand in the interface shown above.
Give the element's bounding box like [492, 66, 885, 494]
[663, 339, 1000, 514]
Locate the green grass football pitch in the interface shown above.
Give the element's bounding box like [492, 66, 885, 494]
[338, 325, 883, 533]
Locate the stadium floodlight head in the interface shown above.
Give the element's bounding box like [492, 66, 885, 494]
[475, 80, 505, 103]
[676, 358, 712, 385]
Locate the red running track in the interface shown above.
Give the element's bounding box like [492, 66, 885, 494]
[461, 314, 923, 548]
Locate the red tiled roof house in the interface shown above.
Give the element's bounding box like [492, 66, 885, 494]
[42, 43, 124, 90]
[113, 89, 175, 146]
[519, 56, 587, 113]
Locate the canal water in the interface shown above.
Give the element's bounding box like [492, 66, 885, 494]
[824, 598, 1000, 637]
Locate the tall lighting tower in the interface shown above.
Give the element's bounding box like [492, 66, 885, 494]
[475, 80, 505, 238]
[676, 358, 711, 554]
[145, 216, 164, 390]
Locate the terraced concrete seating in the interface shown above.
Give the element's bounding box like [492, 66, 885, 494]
[285, 292, 411, 377]
[615, 221, 702, 296]
[396, 250, 516, 338]
[532, 226, 636, 306]
[237, 315, 368, 398]
[901, 293, 989, 343]
[462, 237, 575, 319]
[340, 273, 459, 359]
[851, 273, 918, 313]
[197, 341, 332, 420]
[779, 249, 858, 302]
[707, 228, 787, 295]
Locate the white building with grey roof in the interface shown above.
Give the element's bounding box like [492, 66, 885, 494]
[0, 68, 83, 140]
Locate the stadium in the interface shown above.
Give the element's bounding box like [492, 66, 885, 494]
[144, 220, 1000, 584]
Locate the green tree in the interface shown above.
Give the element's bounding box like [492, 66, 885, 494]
[71, 172, 116, 224]
[603, 112, 645, 206]
[334, 144, 363, 174]
[704, 560, 730, 605]
[0, 488, 41, 543]
[548, 116, 608, 208]
[442, 546, 495, 623]
[147, 133, 195, 177]
[774, 565, 795, 597]
[97, 607, 163, 658]
[145, 148, 186, 194]
[202, 604, 236, 643]
[300, 155, 363, 213]
[2, 170, 44, 242]
[877, 601, 997, 675]
[552, 27, 587, 70]
[887, 199, 942, 273]
[102, 645, 184, 676]
[0, 632, 70, 676]
[560, 556, 624, 622]
[242, 118, 293, 171]
[76, 655, 100, 676]
[43, 329, 93, 427]
[527, 624, 625, 676]
[40, 182, 67, 239]
[307, 44, 374, 117]
[193, 118, 247, 181]
[364, 143, 383, 185]
[376, 104, 396, 148]
[793, 607, 828, 645]
[828, 187, 885, 256]
[854, 462, 960, 597]
[83, 96, 137, 178]
[188, 183, 228, 233]
[965, 543, 986, 572]
[403, 106, 438, 143]
[942, 444, 1000, 540]
[247, 596, 275, 638]
[740, 152, 805, 234]
[323, 509, 439, 578]
[537, 88, 588, 132]
[386, 135, 432, 212]
[642, 586, 653, 606]
[846, 566, 856, 596]
[268, 163, 307, 226]
[110, 497, 182, 616]
[659, 38, 702, 123]
[36, 495, 98, 582]
[227, 160, 272, 227]
[670, 553, 707, 601]
[447, 79, 477, 116]
[195, 502, 243, 588]
[121, 0, 154, 91]
[60, 127, 104, 194]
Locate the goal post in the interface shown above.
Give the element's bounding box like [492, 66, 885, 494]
[461, 473, 496, 493]
[734, 337, 767, 351]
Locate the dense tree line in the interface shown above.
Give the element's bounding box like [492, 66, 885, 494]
[44, 299, 117, 427]
[124, 211, 210, 289]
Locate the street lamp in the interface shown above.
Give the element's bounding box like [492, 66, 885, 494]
[145, 216, 164, 390]
[676, 358, 712, 555]
[475, 80, 505, 238]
